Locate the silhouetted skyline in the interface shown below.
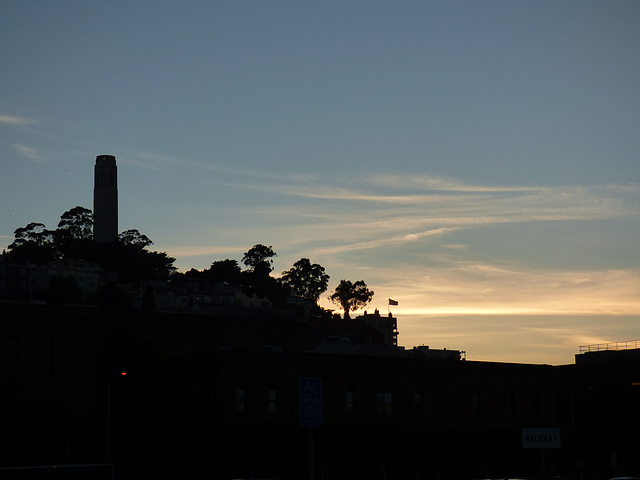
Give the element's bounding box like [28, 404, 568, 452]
[1, 2, 639, 364]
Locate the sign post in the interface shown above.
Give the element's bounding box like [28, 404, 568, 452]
[299, 378, 322, 480]
[522, 427, 561, 449]
[522, 427, 561, 478]
[299, 378, 322, 427]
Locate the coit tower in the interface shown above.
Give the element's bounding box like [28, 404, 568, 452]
[93, 155, 118, 242]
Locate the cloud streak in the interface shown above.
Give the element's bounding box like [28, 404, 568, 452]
[0, 114, 35, 125]
[12, 143, 47, 163]
[119, 150, 639, 334]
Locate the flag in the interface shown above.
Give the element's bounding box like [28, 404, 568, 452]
[388, 298, 398, 306]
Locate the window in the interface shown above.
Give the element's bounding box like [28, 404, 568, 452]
[235, 386, 247, 413]
[267, 386, 278, 413]
[26, 337, 52, 377]
[345, 389, 355, 414]
[0, 337, 16, 376]
[376, 389, 394, 415]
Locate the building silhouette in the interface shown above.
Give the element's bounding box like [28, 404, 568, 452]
[1, 301, 640, 479]
[93, 155, 118, 242]
[3, 152, 640, 478]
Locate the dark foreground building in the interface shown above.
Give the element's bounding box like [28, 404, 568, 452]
[1, 302, 639, 479]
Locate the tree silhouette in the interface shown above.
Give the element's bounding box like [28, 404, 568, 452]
[54, 206, 94, 259]
[240, 244, 287, 303]
[57, 206, 93, 240]
[207, 259, 243, 285]
[5, 208, 176, 291]
[7, 222, 56, 264]
[280, 258, 329, 304]
[329, 279, 374, 319]
[242, 244, 276, 276]
[98, 231, 175, 284]
[118, 229, 153, 251]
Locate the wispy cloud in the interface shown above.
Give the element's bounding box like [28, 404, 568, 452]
[212, 178, 637, 262]
[308, 227, 460, 256]
[195, 172, 638, 222]
[118, 150, 638, 214]
[0, 114, 35, 125]
[366, 173, 542, 193]
[114, 152, 639, 323]
[12, 143, 46, 163]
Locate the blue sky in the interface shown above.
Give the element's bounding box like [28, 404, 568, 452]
[2, 1, 639, 364]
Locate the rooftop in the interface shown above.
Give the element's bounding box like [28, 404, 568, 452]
[579, 339, 640, 354]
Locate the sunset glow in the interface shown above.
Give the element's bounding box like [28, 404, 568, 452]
[2, 1, 638, 365]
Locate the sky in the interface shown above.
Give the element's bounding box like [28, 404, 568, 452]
[1, 1, 639, 365]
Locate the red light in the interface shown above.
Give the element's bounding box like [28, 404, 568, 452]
[121, 371, 127, 376]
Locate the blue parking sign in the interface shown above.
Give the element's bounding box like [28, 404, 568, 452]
[299, 378, 322, 427]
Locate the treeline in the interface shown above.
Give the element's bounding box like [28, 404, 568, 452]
[172, 244, 374, 318]
[5, 206, 176, 284]
[5, 207, 374, 317]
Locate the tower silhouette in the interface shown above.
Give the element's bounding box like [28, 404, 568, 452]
[93, 155, 118, 242]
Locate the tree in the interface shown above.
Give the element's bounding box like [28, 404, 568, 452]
[55, 206, 94, 258]
[4, 208, 177, 291]
[118, 229, 153, 251]
[7, 222, 56, 263]
[280, 258, 329, 304]
[95, 228, 175, 284]
[242, 244, 276, 276]
[11, 222, 52, 246]
[136, 250, 177, 281]
[240, 244, 288, 303]
[329, 279, 374, 319]
[57, 206, 93, 241]
[207, 259, 243, 285]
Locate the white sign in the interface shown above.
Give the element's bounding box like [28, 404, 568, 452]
[522, 428, 561, 449]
